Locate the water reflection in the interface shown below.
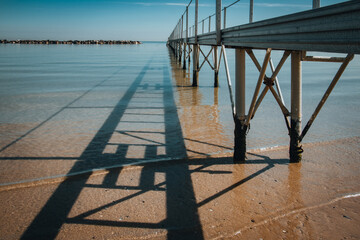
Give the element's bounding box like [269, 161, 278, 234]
[286, 162, 315, 239]
[168, 49, 233, 158]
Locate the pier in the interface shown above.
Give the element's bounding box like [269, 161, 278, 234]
[167, 0, 360, 162]
[0, 1, 359, 239]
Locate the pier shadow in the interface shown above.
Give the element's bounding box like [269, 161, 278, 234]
[16, 50, 300, 240]
[20, 62, 204, 239]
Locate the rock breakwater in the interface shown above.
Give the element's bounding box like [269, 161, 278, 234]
[0, 39, 141, 45]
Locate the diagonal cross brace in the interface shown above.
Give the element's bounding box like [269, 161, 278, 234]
[221, 45, 236, 118]
[299, 53, 354, 142]
[245, 48, 272, 126]
[246, 49, 291, 130]
[184, 45, 192, 60]
[253, 51, 290, 116]
[198, 46, 215, 71]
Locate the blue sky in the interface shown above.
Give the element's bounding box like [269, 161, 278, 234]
[0, 0, 347, 41]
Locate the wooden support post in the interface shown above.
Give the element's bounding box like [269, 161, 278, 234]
[183, 42, 187, 69]
[186, 7, 188, 40]
[193, 0, 199, 87]
[234, 48, 246, 162]
[213, 46, 219, 87]
[290, 51, 303, 162]
[185, 7, 190, 66]
[209, 16, 211, 32]
[192, 44, 199, 86]
[216, 0, 221, 45]
[179, 16, 183, 63]
[195, 0, 198, 44]
[313, 0, 320, 9]
[249, 0, 254, 23]
[188, 44, 191, 64]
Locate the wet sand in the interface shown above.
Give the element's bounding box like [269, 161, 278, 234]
[0, 44, 359, 239]
[0, 137, 359, 239]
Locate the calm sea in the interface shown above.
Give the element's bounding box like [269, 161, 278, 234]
[0, 42, 359, 157]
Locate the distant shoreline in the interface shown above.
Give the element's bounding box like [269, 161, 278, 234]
[0, 39, 141, 45]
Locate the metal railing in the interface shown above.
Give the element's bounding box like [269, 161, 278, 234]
[169, 0, 242, 42]
[169, 0, 324, 42]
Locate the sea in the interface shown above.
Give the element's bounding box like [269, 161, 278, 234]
[0, 42, 359, 168]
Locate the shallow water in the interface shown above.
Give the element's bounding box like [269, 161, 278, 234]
[0, 43, 359, 171]
[0, 43, 359, 239]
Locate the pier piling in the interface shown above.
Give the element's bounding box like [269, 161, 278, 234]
[183, 43, 187, 69]
[290, 51, 303, 162]
[192, 45, 199, 86]
[213, 46, 219, 87]
[234, 49, 246, 162]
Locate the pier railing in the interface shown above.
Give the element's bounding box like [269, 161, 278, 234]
[169, 0, 360, 53]
[167, 0, 360, 163]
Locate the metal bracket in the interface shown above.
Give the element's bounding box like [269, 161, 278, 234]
[263, 76, 274, 86]
[301, 51, 349, 62]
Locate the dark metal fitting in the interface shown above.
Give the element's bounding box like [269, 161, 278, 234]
[263, 76, 274, 86]
[296, 145, 304, 154]
[290, 144, 303, 163]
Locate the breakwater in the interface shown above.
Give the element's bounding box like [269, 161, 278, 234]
[0, 39, 141, 45]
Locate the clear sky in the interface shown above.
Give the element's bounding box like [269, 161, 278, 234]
[0, 0, 347, 41]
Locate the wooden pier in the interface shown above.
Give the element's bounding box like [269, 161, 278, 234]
[167, 0, 360, 162]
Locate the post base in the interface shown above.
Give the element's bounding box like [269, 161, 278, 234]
[192, 71, 198, 87]
[234, 117, 247, 162]
[214, 71, 219, 87]
[289, 119, 303, 162]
